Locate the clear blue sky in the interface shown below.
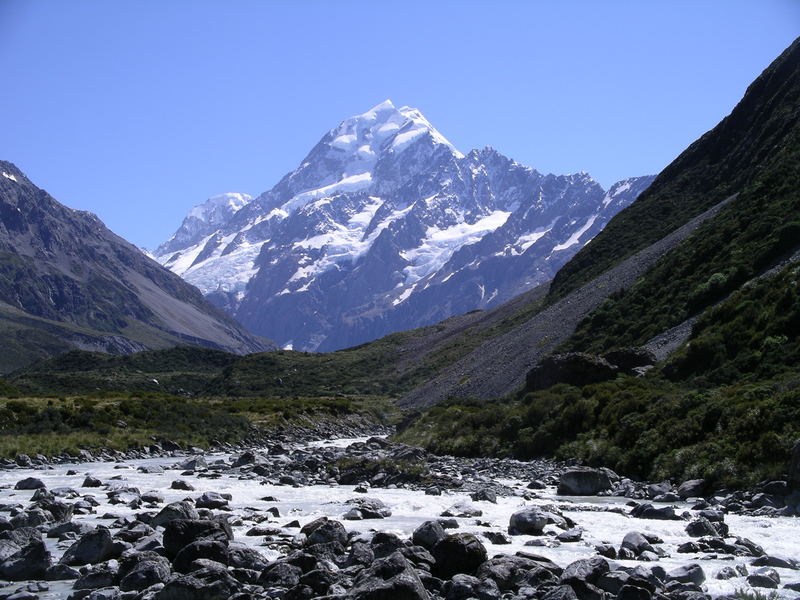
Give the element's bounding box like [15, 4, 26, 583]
[1, 1, 797, 250]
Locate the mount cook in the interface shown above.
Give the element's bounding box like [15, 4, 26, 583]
[156, 100, 653, 351]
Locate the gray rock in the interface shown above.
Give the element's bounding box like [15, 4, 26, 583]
[509, 507, 548, 535]
[195, 491, 229, 510]
[349, 550, 429, 600]
[470, 489, 497, 503]
[476, 555, 557, 591]
[676, 479, 706, 499]
[621, 532, 654, 555]
[542, 585, 579, 600]
[303, 518, 348, 547]
[45, 563, 80, 580]
[557, 467, 614, 496]
[668, 563, 705, 586]
[258, 561, 302, 587]
[0, 540, 51, 580]
[60, 528, 116, 566]
[686, 517, 718, 538]
[431, 533, 487, 579]
[119, 556, 171, 592]
[14, 477, 45, 490]
[751, 554, 799, 570]
[444, 573, 501, 600]
[556, 527, 583, 542]
[561, 557, 610, 585]
[226, 543, 269, 571]
[172, 540, 229, 573]
[747, 567, 780, 588]
[162, 519, 231, 558]
[343, 497, 392, 519]
[527, 352, 618, 391]
[412, 520, 446, 550]
[630, 503, 679, 520]
[150, 501, 199, 528]
[74, 563, 118, 590]
[170, 480, 195, 491]
[715, 566, 738, 580]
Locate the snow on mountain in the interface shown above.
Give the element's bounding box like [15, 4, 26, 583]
[156, 101, 654, 351]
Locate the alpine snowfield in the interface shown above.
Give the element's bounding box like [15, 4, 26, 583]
[156, 101, 654, 351]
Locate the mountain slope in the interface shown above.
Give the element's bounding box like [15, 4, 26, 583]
[157, 101, 652, 351]
[549, 36, 800, 301]
[0, 162, 269, 372]
[395, 38, 800, 488]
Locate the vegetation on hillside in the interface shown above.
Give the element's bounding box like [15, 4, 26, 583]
[0, 392, 395, 458]
[397, 263, 800, 488]
[549, 38, 800, 303]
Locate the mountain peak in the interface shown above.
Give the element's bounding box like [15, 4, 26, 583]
[328, 101, 462, 160]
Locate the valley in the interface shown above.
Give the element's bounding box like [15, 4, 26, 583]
[0, 22, 797, 600]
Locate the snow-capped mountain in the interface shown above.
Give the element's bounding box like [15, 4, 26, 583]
[156, 100, 654, 351]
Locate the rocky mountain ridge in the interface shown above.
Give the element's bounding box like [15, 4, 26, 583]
[0, 162, 269, 372]
[156, 100, 653, 351]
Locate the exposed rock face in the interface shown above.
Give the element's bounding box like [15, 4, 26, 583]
[0, 160, 268, 373]
[156, 101, 653, 352]
[527, 353, 618, 391]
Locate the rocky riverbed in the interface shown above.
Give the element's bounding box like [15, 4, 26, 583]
[0, 435, 797, 600]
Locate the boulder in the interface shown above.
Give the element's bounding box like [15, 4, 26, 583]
[685, 517, 719, 538]
[668, 563, 705, 586]
[173, 540, 229, 573]
[630, 503, 679, 520]
[157, 568, 241, 600]
[150, 501, 200, 528]
[119, 555, 171, 592]
[603, 347, 656, 373]
[676, 479, 706, 499]
[14, 477, 45, 490]
[45, 563, 80, 580]
[508, 507, 548, 535]
[162, 519, 231, 558]
[227, 543, 270, 571]
[170, 480, 195, 491]
[747, 567, 780, 589]
[526, 352, 618, 391]
[444, 573, 501, 600]
[561, 557, 610, 586]
[431, 533, 487, 579]
[470, 489, 497, 503]
[371, 531, 405, 559]
[195, 491, 229, 510]
[621, 532, 654, 555]
[349, 550, 429, 600]
[259, 561, 303, 587]
[542, 585, 579, 600]
[74, 563, 118, 590]
[557, 468, 614, 496]
[304, 518, 347, 547]
[60, 528, 116, 565]
[0, 540, 51, 580]
[343, 497, 392, 520]
[412, 520, 446, 550]
[476, 555, 557, 591]
[751, 555, 800, 570]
